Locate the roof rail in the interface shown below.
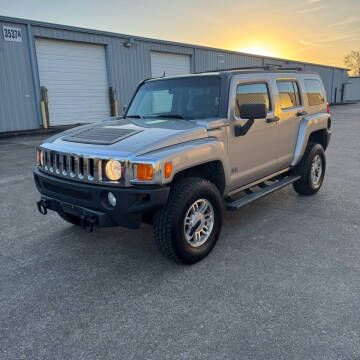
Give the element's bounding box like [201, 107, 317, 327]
[275, 66, 304, 71]
[194, 65, 276, 74]
[194, 64, 305, 74]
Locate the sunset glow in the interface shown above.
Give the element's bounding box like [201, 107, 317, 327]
[1, 0, 359, 69]
[237, 45, 279, 58]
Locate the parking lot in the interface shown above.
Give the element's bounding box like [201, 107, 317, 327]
[1, 103, 360, 360]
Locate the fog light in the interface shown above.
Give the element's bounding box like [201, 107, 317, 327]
[108, 192, 117, 207]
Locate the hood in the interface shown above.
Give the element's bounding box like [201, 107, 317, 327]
[43, 118, 210, 157]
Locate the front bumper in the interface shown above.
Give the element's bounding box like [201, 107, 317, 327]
[34, 168, 170, 229]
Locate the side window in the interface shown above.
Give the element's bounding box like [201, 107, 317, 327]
[235, 83, 271, 117]
[276, 81, 301, 109]
[304, 79, 325, 106]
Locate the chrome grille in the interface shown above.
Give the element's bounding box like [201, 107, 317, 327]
[38, 149, 118, 185]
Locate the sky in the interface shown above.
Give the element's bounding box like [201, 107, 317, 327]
[1, 0, 359, 70]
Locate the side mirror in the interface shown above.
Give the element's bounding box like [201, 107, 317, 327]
[122, 104, 128, 113]
[239, 103, 267, 120]
[234, 103, 267, 137]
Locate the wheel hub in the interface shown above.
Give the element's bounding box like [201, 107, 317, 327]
[311, 154, 323, 185]
[184, 198, 214, 247]
[190, 213, 206, 233]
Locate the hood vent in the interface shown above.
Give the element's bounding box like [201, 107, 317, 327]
[63, 127, 142, 145]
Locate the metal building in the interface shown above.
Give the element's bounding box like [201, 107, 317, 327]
[0, 15, 350, 133]
[345, 77, 360, 101]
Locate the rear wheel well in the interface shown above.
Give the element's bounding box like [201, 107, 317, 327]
[308, 129, 328, 150]
[172, 161, 226, 195]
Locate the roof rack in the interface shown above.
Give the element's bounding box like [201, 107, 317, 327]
[272, 66, 305, 71]
[195, 65, 304, 74]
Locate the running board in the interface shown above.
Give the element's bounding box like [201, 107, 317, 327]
[226, 175, 301, 211]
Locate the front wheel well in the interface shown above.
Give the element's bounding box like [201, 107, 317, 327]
[308, 129, 329, 150]
[172, 161, 226, 195]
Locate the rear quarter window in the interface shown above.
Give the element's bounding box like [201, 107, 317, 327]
[304, 79, 325, 106]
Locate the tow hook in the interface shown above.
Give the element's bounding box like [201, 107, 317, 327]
[37, 200, 48, 215]
[81, 216, 96, 233]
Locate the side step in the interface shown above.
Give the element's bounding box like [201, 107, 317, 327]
[226, 175, 301, 211]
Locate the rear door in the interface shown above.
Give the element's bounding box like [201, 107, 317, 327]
[227, 74, 281, 189]
[274, 77, 304, 168]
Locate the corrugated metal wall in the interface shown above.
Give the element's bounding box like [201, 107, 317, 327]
[0, 16, 350, 132]
[0, 20, 38, 132]
[345, 77, 360, 101]
[32, 25, 195, 119]
[194, 48, 262, 71]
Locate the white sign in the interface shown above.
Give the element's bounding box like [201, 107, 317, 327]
[3, 26, 23, 42]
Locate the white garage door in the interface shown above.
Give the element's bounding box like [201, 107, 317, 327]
[35, 38, 110, 126]
[151, 51, 191, 78]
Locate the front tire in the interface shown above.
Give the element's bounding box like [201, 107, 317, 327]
[153, 177, 223, 264]
[293, 142, 326, 195]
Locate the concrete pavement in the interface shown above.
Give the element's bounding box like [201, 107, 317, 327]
[1, 103, 360, 359]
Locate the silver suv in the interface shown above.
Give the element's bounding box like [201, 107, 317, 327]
[34, 66, 331, 264]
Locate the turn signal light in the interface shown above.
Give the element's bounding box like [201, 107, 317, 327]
[137, 163, 153, 181]
[164, 162, 172, 178]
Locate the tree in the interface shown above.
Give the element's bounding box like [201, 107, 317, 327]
[344, 50, 360, 76]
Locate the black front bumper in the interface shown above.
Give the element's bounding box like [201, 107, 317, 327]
[34, 168, 170, 229]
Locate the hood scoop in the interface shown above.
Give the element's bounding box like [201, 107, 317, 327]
[63, 126, 142, 145]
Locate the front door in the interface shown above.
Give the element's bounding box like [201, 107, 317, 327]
[227, 76, 281, 190]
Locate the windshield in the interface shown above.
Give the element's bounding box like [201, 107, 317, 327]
[126, 77, 220, 120]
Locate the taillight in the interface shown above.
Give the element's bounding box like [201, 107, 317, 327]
[326, 103, 330, 114]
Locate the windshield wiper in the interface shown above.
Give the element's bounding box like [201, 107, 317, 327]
[126, 115, 143, 119]
[127, 114, 191, 120]
[154, 114, 186, 120]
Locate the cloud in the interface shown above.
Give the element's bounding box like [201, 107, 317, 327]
[307, 0, 321, 2]
[299, 40, 316, 46]
[297, 6, 324, 13]
[318, 33, 360, 43]
[329, 17, 360, 27]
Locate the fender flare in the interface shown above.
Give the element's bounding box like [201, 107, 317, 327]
[134, 137, 230, 186]
[291, 113, 330, 167]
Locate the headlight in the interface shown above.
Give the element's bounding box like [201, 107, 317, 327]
[105, 160, 122, 181]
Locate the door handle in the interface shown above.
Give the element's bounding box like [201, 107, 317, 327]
[296, 110, 307, 117]
[266, 116, 279, 123]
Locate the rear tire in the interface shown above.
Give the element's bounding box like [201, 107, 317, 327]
[293, 142, 326, 195]
[153, 177, 223, 264]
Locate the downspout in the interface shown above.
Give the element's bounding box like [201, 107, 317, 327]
[27, 23, 42, 126]
[105, 44, 118, 116]
[330, 68, 335, 104]
[193, 48, 197, 73]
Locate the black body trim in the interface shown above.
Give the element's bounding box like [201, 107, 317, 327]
[34, 168, 170, 229]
